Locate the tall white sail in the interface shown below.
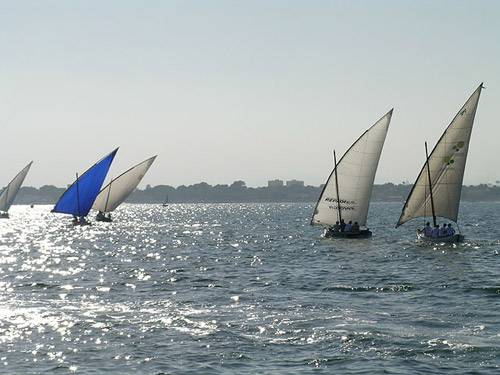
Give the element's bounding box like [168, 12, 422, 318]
[0, 161, 33, 212]
[92, 156, 156, 213]
[397, 84, 483, 227]
[311, 110, 392, 227]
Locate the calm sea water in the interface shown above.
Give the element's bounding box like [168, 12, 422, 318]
[0, 202, 499, 374]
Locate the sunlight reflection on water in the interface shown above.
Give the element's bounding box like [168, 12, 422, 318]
[0, 203, 499, 374]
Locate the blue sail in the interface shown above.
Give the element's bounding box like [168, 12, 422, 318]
[52, 148, 118, 217]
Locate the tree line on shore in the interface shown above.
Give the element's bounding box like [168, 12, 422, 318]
[8, 181, 500, 204]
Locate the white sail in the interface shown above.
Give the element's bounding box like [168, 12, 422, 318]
[397, 84, 483, 226]
[311, 110, 392, 227]
[92, 156, 156, 213]
[0, 161, 33, 212]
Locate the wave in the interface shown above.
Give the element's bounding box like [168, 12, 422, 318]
[322, 284, 415, 293]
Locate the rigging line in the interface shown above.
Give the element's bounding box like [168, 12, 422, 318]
[425, 142, 437, 227]
[333, 150, 342, 223]
[76, 173, 81, 217]
[424, 169, 427, 226]
[104, 177, 113, 213]
[445, 138, 452, 225]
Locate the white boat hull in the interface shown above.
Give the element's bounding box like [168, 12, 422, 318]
[416, 232, 464, 243]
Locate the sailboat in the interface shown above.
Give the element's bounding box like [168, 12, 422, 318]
[396, 84, 484, 242]
[93, 155, 157, 222]
[52, 148, 118, 225]
[162, 194, 169, 207]
[0, 161, 33, 218]
[311, 109, 393, 238]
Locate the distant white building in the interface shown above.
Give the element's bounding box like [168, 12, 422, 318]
[268, 179, 284, 188]
[286, 179, 304, 187]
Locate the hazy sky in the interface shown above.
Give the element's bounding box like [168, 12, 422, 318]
[0, 0, 499, 188]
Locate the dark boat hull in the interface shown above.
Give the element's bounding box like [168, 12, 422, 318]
[324, 229, 372, 239]
[95, 214, 112, 222]
[72, 218, 91, 226]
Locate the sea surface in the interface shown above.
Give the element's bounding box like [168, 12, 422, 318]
[0, 202, 499, 374]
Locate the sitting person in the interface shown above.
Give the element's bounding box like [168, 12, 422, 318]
[447, 223, 455, 236]
[332, 221, 341, 232]
[423, 222, 432, 237]
[439, 223, 448, 237]
[431, 224, 440, 238]
[344, 220, 353, 232]
[352, 221, 360, 232]
[340, 219, 346, 232]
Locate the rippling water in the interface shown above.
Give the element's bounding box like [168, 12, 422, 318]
[0, 202, 499, 374]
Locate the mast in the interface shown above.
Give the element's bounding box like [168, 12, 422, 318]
[311, 110, 391, 227]
[53, 149, 118, 217]
[333, 150, 342, 223]
[75, 173, 81, 217]
[397, 85, 483, 227]
[424, 142, 437, 227]
[104, 178, 112, 212]
[91, 155, 156, 213]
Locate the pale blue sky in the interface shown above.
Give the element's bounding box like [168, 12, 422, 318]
[0, 0, 499, 187]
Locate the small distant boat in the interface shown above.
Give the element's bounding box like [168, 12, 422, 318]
[311, 110, 393, 238]
[52, 149, 118, 225]
[92, 155, 157, 222]
[0, 161, 33, 218]
[162, 194, 169, 207]
[396, 84, 484, 243]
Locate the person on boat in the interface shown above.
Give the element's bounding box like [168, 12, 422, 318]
[423, 222, 432, 237]
[352, 221, 360, 233]
[332, 221, 341, 232]
[431, 224, 440, 238]
[439, 223, 448, 237]
[96, 211, 106, 220]
[447, 223, 455, 236]
[340, 219, 346, 232]
[344, 221, 353, 232]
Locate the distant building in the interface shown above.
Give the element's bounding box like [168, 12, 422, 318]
[286, 179, 304, 187]
[268, 179, 284, 188]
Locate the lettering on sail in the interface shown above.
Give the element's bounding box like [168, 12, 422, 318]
[324, 197, 356, 211]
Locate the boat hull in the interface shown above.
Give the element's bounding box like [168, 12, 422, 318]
[95, 214, 112, 222]
[416, 232, 464, 243]
[96, 217, 112, 222]
[72, 217, 91, 226]
[324, 228, 372, 239]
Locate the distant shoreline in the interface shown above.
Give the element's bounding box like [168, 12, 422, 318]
[9, 182, 500, 205]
